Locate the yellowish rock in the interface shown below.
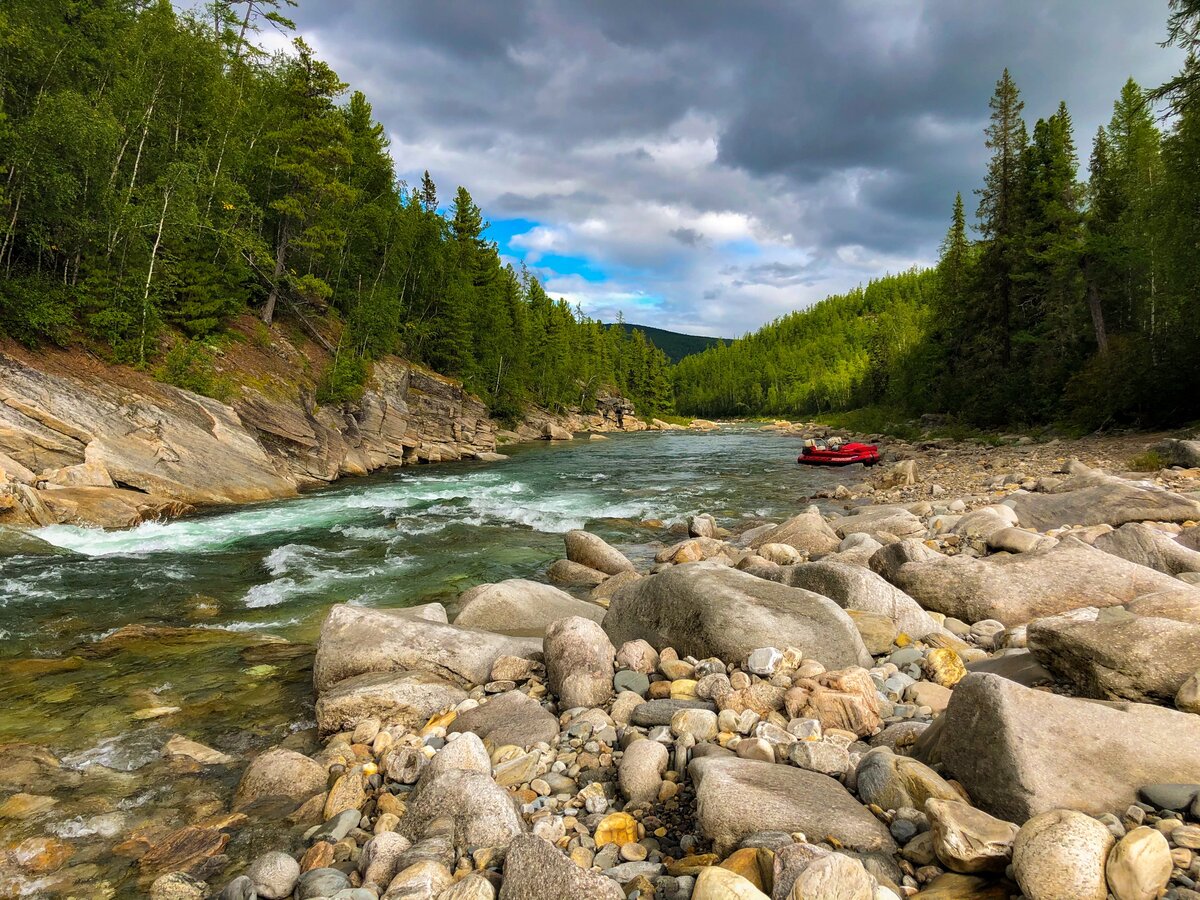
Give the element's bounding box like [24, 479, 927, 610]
[671, 679, 699, 700]
[692, 864, 770, 899]
[1106, 826, 1172, 900]
[923, 648, 967, 687]
[667, 853, 719, 875]
[718, 847, 773, 893]
[421, 709, 456, 736]
[594, 812, 639, 848]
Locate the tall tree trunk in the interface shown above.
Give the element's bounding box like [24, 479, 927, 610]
[1085, 270, 1109, 355]
[261, 218, 289, 325]
[140, 184, 173, 365]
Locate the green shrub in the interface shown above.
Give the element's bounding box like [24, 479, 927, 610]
[157, 340, 233, 401]
[0, 276, 76, 346]
[317, 353, 368, 405]
[1128, 450, 1167, 472]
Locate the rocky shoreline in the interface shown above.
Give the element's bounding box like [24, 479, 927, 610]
[61, 437, 1199, 900]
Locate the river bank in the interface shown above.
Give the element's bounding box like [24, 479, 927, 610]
[2, 426, 1200, 897]
[0, 323, 698, 532]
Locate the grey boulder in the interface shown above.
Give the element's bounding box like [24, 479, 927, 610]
[749, 509, 841, 556]
[564, 530, 635, 575]
[914, 672, 1200, 823]
[313, 602, 540, 691]
[1093, 522, 1200, 575]
[603, 563, 872, 669]
[1005, 467, 1200, 530]
[871, 536, 1184, 625]
[544, 616, 615, 710]
[448, 690, 559, 749]
[689, 755, 896, 857]
[454, 579, 605, 634]
[498, 833, 623, 899]
[314, 670, 466, 734]
[1028, 611, 1200, 703]
[769, 559, 939, 640]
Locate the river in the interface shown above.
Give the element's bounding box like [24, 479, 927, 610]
[0, 427, 845, 894]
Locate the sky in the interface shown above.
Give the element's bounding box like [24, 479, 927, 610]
[252, 1, 1184, 338]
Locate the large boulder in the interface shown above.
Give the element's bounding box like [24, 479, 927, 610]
[314, 670, 467, 734]
[498, 833, 623, 900]
[454, 579, 605, 634]
[400, 734, 526, 850]
[1006, 468, 1200, 530]
[689, 755, 896, 857]
[544, 616, 615, 710]
[872, 537, 1184, 625]
[1093, 523, 1200, 575]
[564, 530, 635, 575]
[448, 690, 559, 749]
[313, 603, 540, 691]
[914, 672, 1200, 823]
[1125, 589, 1200, 622]
[769, 560, 940, 640]
[603, 563, 872, 669]
[748, 510, 840, 556]
[233, 747, 327, 811]
[1027, 612, 1200, 703]
[834, 506, 926, 541]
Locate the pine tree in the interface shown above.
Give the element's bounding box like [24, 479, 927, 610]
[419, 170, 438, 212]
[976, 69, 1028, 371]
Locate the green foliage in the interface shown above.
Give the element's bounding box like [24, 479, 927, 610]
[1128, 450, 1168, 472]
[0, 276, 75, 347]
[317, 352, 368, 405]
[157, 340, 233, 401]
[0, 0, 673, 421]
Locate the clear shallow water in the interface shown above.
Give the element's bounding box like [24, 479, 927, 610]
[0, 428, 845, 894]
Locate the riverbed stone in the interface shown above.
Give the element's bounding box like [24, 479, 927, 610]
[926, 798, 1017, 874]
[296, 868, 351, 900]
[1094, 522, 1200, 575]
[448, 689, 559, 749]
[771, 560, 940, 641]
[546, 558, 608, 586]
[689, 755, 896, 856]
[246, 850, 300, 899]
[455, 578, 605, 633]
[314, 669, 467, 734]
[499, 833, 624, 899]
[835, 506, 926, 541]
[233, 746, 328, 811]
[855, 747, 960, 811]
[544, 615, 615, 710]
[565, 530, 636, 575]
[915, 672, 1200, 823]
[1105, 826, 1172, 900]
[400, 751, 526, 850]
[748, 510, 841, 556]
[691, 864, 771, 899]
[314, 603, 541, 691]
[619, 738, 668, 803]
[604, 563, 872, 669]
[1012, 809, 1113, 900]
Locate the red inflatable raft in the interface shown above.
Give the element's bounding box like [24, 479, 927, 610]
[798, 439, 881, 467]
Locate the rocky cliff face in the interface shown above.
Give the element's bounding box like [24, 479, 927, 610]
[0, 346, 496, 529]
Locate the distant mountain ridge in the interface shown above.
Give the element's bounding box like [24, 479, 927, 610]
[611, 322, 723, 363]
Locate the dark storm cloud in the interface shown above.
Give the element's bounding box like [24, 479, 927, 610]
[280, 0, 1183, 335]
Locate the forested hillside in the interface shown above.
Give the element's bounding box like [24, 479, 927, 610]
[676, 8, 1200, 428]
[612, 323, 721, 364]
[0, 0, 674, 419]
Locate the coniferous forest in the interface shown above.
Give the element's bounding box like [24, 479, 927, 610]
[0, 0, 675, 419]
[2, 1, 1199, 430]
[676, 4, 1200, 429]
